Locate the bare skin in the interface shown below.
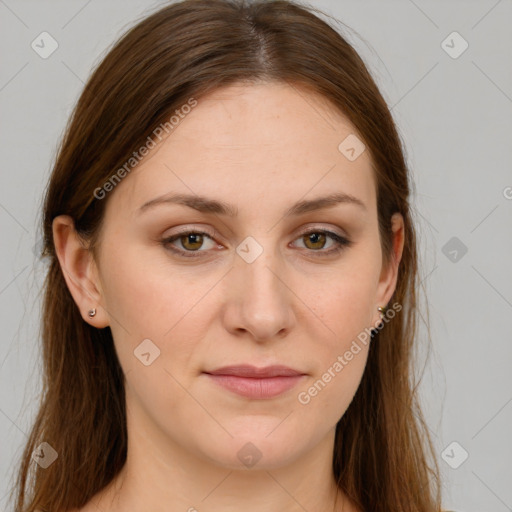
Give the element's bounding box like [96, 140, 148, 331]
[55, 81, 404, 512]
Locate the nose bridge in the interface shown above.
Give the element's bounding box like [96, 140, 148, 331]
[235, 233, 285, 299]
[230, 234, 294, 337]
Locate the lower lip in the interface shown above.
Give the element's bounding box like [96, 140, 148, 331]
[204, 374, 306, 399]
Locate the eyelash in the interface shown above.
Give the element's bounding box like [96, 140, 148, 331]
[161, 228, 352, 259]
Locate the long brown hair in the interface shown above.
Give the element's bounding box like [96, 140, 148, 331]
[10, 0, 441, 510]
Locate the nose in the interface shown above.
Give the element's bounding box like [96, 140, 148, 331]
[223, 246, 296, 343]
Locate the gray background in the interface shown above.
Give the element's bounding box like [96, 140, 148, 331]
[1, 0, 511, 510]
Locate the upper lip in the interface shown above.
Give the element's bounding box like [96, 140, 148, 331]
[204, 365, 305, 378]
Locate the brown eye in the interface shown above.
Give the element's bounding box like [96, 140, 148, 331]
[292, 229, 352, 256]
[162, 228, 351, 259]
[162, 230, 217, 257]
[302, 232, 327, 250]
[179, 233, 204, 251]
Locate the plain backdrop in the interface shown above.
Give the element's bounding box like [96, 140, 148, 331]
[1, 1, 511, 510]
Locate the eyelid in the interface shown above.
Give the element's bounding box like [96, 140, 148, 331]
[164, 224, 346, 241]
[161, 224, 220, 245]
[295, 225, 347, 239]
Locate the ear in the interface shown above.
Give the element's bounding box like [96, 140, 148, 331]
[373, 212, 405, 325]
[52, 215, 109, 328]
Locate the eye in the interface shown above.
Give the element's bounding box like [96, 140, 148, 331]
[291, 229, 352, 256]
[162, 229, 218, 258]
[161, 228, 352, 258]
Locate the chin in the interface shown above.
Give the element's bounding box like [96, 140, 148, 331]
[196, 427, 311, 471]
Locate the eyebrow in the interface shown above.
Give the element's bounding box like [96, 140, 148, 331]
[138, 191, 367, 217]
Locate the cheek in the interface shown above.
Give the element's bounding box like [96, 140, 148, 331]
[98, 242, 216, 372]
[304, 267, 378, 345]
[99, 241, 182, 331]
[294, 255, 377, 411]
[306, 283, 372, 366]
[296, 281, 372, 419]
[299, 346, 369, 426]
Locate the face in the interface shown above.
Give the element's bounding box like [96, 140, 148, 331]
[57, 81, 403, 471]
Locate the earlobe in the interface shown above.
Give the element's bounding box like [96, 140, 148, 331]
[52, 215, 109, 328]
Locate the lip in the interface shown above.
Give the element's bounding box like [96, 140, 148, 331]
[203, 365, 307, 399]
[206, 365, 304, 378]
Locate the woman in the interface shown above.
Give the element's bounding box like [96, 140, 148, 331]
[11, 0, 447, 510]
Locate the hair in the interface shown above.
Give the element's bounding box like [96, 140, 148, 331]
[9, 0, 442, 510]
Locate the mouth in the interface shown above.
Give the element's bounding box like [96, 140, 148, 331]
[202, 365, 307, 399]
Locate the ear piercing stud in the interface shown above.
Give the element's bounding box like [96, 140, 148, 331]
[88, 308, 96, 318]
[377, 305, 387, 319]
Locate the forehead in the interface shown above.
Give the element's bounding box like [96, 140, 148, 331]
[105, 81, 376, 220]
